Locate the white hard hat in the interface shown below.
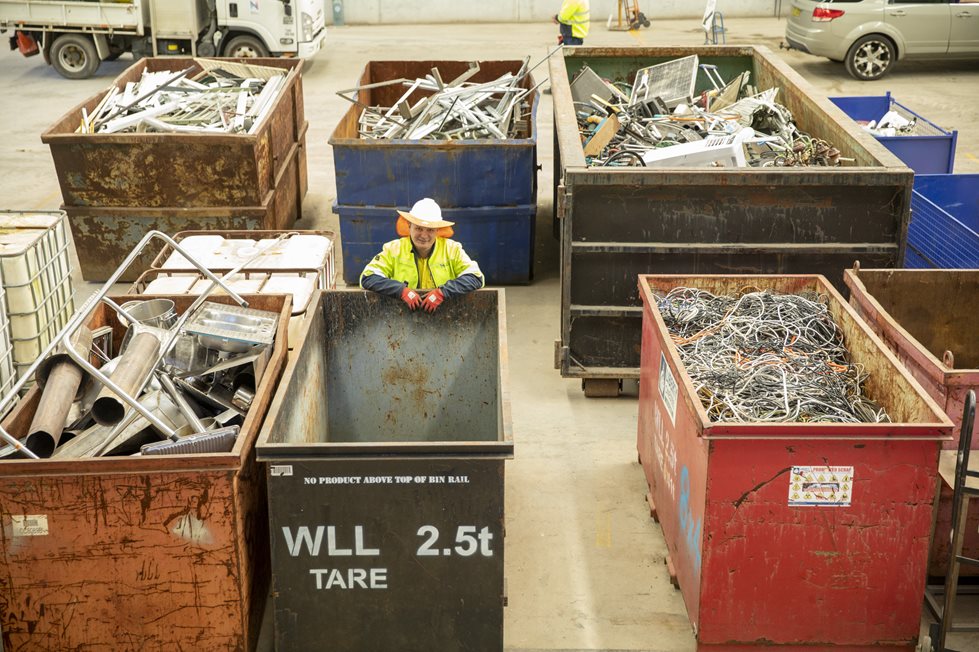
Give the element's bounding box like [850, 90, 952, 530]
[397, 198, 455, 228]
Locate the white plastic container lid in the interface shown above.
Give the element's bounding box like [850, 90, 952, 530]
[162, 234, 332, 271]
[0, 212, 62, 236]
[263, 274, 317, 315]
[142, 275, 199, 295]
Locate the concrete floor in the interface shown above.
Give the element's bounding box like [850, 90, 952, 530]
[1, 15, 978, 652]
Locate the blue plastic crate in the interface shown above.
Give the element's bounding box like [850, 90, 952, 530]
[334, 202, 537, 286]
[906, 174, 979, 269]
[829, 92, 957, 174]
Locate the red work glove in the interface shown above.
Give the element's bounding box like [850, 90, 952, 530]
[422, 288, 445, 313]
[400, 287, 422, 310]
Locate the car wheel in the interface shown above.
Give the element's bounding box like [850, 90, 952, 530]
[223, 35, 269, 58]
[845, 34, 896, 81]
[50, 34, 100, 80]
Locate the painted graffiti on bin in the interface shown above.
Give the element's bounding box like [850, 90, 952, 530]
[677, 466, 702, 575]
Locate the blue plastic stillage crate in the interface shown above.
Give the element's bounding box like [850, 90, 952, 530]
[329, 60, 538, 208]
[830, 92, 957, 174]
[334, 203, 536, 286]
[906, 174, 979, 269]
[329, 60, 540, 286]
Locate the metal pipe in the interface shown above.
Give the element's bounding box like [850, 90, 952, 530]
[0, 230, 248, 456]
[61, 231, 288, 438]
[157, 372, 207, 434]
[92, 331, 162, 426]
[25, 361, 84, 458]
[26, 326, 94, 457]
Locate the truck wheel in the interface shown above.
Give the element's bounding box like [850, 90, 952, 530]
[223, 35, 269, 58]
[50, 34, 100, 79]
[845, 34, 895, 81]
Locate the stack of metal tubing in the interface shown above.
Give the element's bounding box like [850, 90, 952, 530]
[0, 232, 285, 460]
[79, 61, 286, 134]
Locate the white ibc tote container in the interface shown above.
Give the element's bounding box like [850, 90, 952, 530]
[0, 211, 75, 381]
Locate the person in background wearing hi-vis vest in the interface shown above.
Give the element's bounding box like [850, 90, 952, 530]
[554, 0, 590, 45]
[360, 198, 485, 314]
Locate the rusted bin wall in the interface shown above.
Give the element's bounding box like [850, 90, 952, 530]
[257, 289, 512, 651]
[844, 267, 979, 577]
[0, 293, 290, 651]
[41, 58, 308, 281]
[549, 46, 913, 389]
[636, 274, 951, 651]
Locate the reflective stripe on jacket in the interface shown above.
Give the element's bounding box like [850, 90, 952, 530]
[360, 237, 484, 290]
[558, 0, 590, 39]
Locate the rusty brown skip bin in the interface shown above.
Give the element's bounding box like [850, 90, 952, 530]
[42, 58, 307, 209]
[0, 293, 291, 651]
[844, 267, 979, 578]
[64, 128, 308, 282]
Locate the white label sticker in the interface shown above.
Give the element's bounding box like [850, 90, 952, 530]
[12, 514, 48, 537]
[789, 466, 854, 507]
[658, 352, 678, 426]
[271, 465, 294, 477]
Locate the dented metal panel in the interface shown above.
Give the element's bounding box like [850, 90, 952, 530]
[64, 133, 306, 282]
[636, 274, 951, 651]
[0, 294, 290, 651]
[549, 46, 913, 384]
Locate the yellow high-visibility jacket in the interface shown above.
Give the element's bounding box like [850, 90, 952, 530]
[558, 0, 590, 39]
[360, 237, 484, 297]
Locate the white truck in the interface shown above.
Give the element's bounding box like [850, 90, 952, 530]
[0, 0, 326, 79]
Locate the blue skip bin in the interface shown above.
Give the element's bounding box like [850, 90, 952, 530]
[830, 92, 957, 174]
[329, 60, 539, 209]
[334, 203, 536, 286]
[906, 174, 979, 269]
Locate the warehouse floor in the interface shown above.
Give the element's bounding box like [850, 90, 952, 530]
[1, 15, 978, 652]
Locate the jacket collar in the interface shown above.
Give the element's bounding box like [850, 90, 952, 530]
[409, 237, 441, 259]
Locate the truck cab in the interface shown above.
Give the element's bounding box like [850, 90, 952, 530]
[219, 0, 326, 59]
[1, 0, 327, 79]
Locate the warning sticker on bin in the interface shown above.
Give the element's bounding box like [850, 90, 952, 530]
[658, 352, 678, 426]
[789, 466, 853, 507]
[11, 514, 48, 536]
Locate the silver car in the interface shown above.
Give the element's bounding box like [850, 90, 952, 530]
[785, 0, 979, 80]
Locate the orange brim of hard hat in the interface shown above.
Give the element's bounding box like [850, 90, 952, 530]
[396, 209, 455, 229]
[396, 216, 453, 238]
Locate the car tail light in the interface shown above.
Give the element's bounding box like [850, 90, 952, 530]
[812, 7, 846, 22]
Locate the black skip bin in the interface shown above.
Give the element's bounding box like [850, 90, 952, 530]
[256, 289, 513, 651]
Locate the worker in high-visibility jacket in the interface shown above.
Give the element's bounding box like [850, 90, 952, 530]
[554, 0, 590, 45]
[360, 198, 485, 314]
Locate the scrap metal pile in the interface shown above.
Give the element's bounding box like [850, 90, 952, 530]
[78, 59, 287, 134]
[656, 287, 890, 424]
[572, 55, 847, 168]
[0, 234, 284, 460]
[859, 109, 919, 137]
[338, 60, 540, 141]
